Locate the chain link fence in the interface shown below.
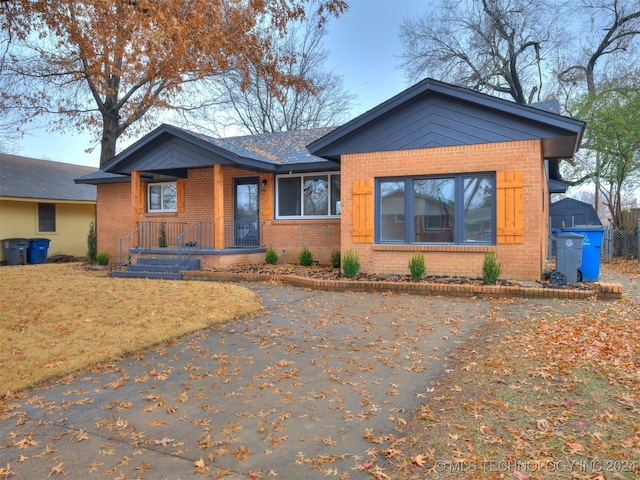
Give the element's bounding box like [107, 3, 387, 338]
[602, 220, 640, 262]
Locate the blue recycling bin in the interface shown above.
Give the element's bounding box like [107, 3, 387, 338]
[560, 226, 606, 282]
[27, 238, 51, 264]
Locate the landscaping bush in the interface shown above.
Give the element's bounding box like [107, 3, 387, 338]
[265, 246, 278, 264]
[482, 251, 502, 285]
[298, 246, 314, 266]
[87, 221, 97, 264]
[330, 249, 341, 269]
[342, 249, 361, 278]
[158, 222, 167, 248]
[96, 251, 109, 266]
[408, 252, 426, 282]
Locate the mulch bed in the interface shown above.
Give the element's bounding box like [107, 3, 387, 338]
[203, 263, 595, 291]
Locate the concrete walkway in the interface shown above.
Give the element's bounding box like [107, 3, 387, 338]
[0, 283, 614, 479]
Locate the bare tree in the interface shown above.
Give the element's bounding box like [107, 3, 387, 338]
[0, 0, 347, 167]
[185, 8, 354, 135]
[399, 0, 560, 104]
[556, 0, 640, 212]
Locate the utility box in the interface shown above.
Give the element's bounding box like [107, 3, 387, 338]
[551, 232, 583, 286]
[2, 238, 29, 265]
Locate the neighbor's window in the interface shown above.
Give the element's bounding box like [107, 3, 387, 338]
[148, 182, 177, 212]
[276, 173, 340, 218]
[38, 203, 56, 232]
[376, 174, 494, 244]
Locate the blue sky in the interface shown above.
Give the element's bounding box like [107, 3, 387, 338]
[13, 0, 423, 168]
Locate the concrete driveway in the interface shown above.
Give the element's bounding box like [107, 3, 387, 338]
[0, 283, 602, 479]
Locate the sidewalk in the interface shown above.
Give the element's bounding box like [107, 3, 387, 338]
[0, 284, 617, 479]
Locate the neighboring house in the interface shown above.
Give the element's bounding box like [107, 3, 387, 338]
[0, 154, 97, 262]
[76, 78, 585, 281]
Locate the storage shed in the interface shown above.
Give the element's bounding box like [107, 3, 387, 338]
[550, 198, 601, 229]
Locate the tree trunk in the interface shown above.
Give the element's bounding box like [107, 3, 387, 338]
[100, 112, 120, 168]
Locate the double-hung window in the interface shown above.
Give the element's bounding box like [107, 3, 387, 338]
[276, 173, 340, 219]
[376, 173, 495, 244]
[148, 182, 177, 213]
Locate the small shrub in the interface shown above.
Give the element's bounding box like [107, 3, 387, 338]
[87, 221, 97, 264]
[330, 249, 341, 269]
[265, 246, 278, 265]
[96, 251, 109, 266]
[408, 252, 426, 282]
[158, 222, 167, 248]
[298, 246, 314, 266]
[482, 251, 502, 285]
[342, 249, 361, 278]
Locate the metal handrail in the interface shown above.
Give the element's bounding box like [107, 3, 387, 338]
[119, 223, 146, 265]
[177, 221, 215, 266]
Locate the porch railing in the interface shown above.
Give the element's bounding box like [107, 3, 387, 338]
[224, 220, 263, 248]
[120, 220, 263, 266]
[177, 221, 215, 265]
[118, 221, 187, 265]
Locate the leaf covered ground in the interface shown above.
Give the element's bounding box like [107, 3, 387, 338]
[369, 262, 640, 479]
[0, 263, 262, 394]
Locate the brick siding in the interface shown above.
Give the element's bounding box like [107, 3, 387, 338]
[340, 140, 547, 281]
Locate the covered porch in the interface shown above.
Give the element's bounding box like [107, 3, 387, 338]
[119, 220, 266, 267]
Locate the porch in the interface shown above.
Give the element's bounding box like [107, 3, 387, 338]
[119, 220, 266, 270]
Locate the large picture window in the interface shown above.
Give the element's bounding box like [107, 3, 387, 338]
[376, 174, 495, 244]
[148, 182, 177, 212]
[276, 173, 340, 218]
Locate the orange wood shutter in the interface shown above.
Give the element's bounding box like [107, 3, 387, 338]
[131, 171, 145, 214]
[496, 171, 524, 244]
[176, 179, 185, 213]
[352, 179, 373, 243]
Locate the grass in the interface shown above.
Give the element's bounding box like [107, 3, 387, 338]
[0, 263, 262, 394]
[365, 259, 640, 479]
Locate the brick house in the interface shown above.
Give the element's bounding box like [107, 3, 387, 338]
[77, 79, 584, 280]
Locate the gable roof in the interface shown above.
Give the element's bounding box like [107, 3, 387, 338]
[97, 125, 337, 177]
[308, 78, 585, 161]
[1, 154, 97, 202]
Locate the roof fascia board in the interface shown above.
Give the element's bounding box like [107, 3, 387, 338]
[0, 195, 97, 204]
[274, 161, 341, 174]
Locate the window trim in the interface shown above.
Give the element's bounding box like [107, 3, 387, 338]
[147, 182, 177, 213]
[275, 172, 341, 220]
[375, 173, 496, 245]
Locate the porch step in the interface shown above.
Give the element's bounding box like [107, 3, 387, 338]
[111, 256, 200, 280]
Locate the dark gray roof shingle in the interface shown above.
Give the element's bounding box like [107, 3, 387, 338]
[0, 154, 97, 201]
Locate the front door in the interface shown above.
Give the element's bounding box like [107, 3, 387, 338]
[234, 177, 259, 247]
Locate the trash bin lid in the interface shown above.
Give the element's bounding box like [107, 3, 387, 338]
[562, 225, 606, 232]
[555, 232, 584, 238]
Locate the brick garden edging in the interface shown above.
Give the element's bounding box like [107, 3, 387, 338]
[182, 271, 624, 300]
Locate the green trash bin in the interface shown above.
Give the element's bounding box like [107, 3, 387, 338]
[28, 238, 51, 264]
[2, 238, 29, 265]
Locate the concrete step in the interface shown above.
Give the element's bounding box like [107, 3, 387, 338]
[111, 270, 182, 280]
[136, 257, 200, 271]
[128, 264, 181, 273]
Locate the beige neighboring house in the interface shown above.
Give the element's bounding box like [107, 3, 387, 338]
[0, 153, 97, 262]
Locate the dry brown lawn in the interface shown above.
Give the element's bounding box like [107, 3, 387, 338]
[0, 263, 261, 394]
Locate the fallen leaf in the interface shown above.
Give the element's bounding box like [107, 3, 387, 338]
[47, 462, 65, 477]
